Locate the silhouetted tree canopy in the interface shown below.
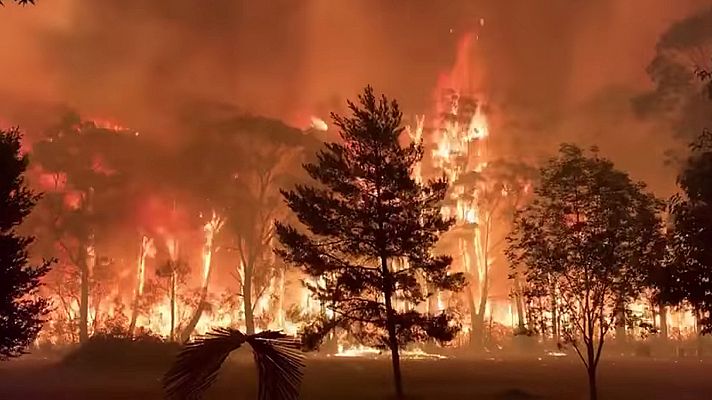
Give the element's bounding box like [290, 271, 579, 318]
[634, 9, 712, 140]
[507, 144, 665, 400]
[660, 69, 712, 332]
[0, 127, 51, 359]
[276, 86, 465, 399]
[663, 133, 712, 333]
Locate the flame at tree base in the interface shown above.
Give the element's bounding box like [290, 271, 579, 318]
[334, 345, 448, 360]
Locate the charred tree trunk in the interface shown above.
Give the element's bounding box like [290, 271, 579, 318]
[615, 302, 627, 344]
[587, 366, 598, 400]
[179, 288, 208, 343]
[586, 341, 599, 400]
[513, 276, 526, 332]
[78, 191, 94, 343]
[91, 296, 102, 334]
[169, 272, 176, 342]
[381, 255, 404, 400]
[659, 305, 668, 340]
[79, 249, 89, 343]
[477, 272, 489, 347]
[550, 290, 559, 343]
[465, 284, 481, 348]
[179, 264, 214, 342]
[128, 297, 139, 337]
[538, 297, 547, 340]
[243, 266, 255, 335]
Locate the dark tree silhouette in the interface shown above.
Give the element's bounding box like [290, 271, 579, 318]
[220, 120, 309, 335]
[33, 115, 138, 342]
[660, 70, 712, 333]
[156, 258, 190, 342]
[507, 144, 664, 400]
[163, 329, 303, 400]
[0, 127, 51, 359]
[276, 86, 465, 399]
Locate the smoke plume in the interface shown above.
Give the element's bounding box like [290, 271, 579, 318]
[0, 0, 711, 192]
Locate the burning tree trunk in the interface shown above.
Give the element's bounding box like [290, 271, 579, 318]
[158, 237, 185, 342]
[275, 266, 286, 329]
[381, 255, 404, 399]
[129, 236, 155, 336]
[78, 249, 90, 342]
[181, 290, 208, 343]
[76, 192, 97, 343]
[473, 211, 494, 347]
[550, 280, 560, 343]
[230, 153, 291, 335]
[169, 272, 177, 341]
[59, 240, 91, 343]
[430, 89, 494, 349]
[459, 190, 501, 349]
[512, 274, 527, 331]
[179, 212, 224, 342]
[74, 230, 96, 343]
[242, 264, 255, 335]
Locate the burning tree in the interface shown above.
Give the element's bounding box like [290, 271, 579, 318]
[32, 114, 137, 342]
[443, 156, 537, 347]
[276, 86, 465, 399]
[128, 236, 156, 336]
[0, 127, 51, 359]
[156, 238, 190, 342]
[229, 148, 288, 335]
[178, 211, 224, 342]
[223, 119, 309, 334]
[428, 88, 537, 348]
[506, 144, 665, 400]
[171, 114, 315, 339]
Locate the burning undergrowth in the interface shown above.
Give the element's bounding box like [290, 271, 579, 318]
[1, 4, 710, 358]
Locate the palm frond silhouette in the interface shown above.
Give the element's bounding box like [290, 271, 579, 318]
[163, 328, 304, 400]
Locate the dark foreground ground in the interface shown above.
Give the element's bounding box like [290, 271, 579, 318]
[0, 355, 709, 400]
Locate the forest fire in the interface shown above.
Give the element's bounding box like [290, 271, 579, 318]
[3, 3, 712, 400]
[25, 31, 702, 352]
[335, 345, 448, 360]
[23, 33, 494, 350]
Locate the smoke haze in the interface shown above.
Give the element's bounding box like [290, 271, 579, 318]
[1, 0, 711, 193]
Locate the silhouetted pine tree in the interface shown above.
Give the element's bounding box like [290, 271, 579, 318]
[0, 127, 51, 359]
[276, 86, 464, 399]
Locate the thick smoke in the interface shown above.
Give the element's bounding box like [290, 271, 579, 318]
[635, 6, 712, 143]
[658, 6, 712, 50]
[0, 0, 710, 192]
